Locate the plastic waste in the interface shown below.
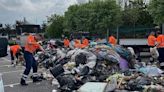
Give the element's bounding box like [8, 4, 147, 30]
[150, 47, 159, 59]
[119, 57, 129, 71]
[106, 73, 123, 82]
[139, 66, 164, 77]
[78, 82, 107, 92]
[52, 89, 57, 92]
[52, 78, 59, 86]
[114, 45, 132, 61]
[104, 77, 117, 92]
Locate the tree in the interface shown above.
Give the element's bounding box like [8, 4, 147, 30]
[64, 0, 122, 35]
[46, 15, 64, 38]
[41, 22, 47, 32]
[122, 8, 139, 26]
[122, 0, 153, 26]
[149, 0, 164, 25]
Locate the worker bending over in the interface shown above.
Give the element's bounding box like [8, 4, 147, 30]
[10, 44, 22, 66]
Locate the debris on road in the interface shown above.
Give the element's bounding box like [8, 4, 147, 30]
[31, 40, 164, 92]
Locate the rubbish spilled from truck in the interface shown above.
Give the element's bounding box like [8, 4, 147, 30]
[32, 40, 164, 92]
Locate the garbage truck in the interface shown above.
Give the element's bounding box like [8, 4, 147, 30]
[115, 25, 164, 61]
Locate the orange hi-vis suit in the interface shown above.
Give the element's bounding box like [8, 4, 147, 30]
[24, 35, 41, 54]
[82, 38, 89, 47]
[108, 36, 116, 45]
[147, 35, 156, 46]
[64, 39, 70, 47]
[156, 34, 164, 67]
[157, 34, 164, 48]
[74, 39, 81, 48]
[21, 34, 42, 85]
[10, 45, 21, 56]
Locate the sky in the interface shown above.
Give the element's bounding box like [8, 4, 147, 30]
[0, 0, 88, 25]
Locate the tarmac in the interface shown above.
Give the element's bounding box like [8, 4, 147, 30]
[0, 55, 56, 92]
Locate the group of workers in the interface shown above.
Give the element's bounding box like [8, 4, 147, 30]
[63, 37, 89, 49]
[147, 31, 164, 68]
[63, 35, 117, 49]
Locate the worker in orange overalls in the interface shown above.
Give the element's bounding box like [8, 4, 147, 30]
[20, 34, 45, 85]
[148, 31, 156, 47]
[74, 39, 81, 48]
[147, 31, 157, 63]
[156, 31, 164, 69]
[10, 44, 22, 65]
[82, 37, 89, 48]
[108, 35, 117, 45]
[64, 37, 70, 48]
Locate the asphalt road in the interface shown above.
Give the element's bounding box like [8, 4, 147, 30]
[0, 55, 56, 92]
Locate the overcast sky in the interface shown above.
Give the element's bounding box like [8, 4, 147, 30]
[0, 0, 88, 25]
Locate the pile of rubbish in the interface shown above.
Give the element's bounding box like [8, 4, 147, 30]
[35, 40, 164, 92]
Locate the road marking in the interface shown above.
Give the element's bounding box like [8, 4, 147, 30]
[0, 65, 23, 68]
[1, 70, 23, 74]
[4, 81, 32, 87]
[0, 65, 11, 68]
[1, 58, 11, 62]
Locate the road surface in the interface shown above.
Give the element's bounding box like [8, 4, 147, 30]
[0, 55, 56, 92]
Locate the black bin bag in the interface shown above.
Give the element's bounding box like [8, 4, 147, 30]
[50, 64, 64, 78]
[0, 37, 8, 57]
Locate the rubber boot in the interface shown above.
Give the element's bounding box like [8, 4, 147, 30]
[20, 78, 28, 86]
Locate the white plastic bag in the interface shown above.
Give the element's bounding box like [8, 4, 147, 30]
[150, 47, 159, 59]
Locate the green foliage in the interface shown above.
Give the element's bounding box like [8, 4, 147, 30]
[137, 10, 154, 26]
[122, 8, 139, 26]
[122, 0, 154, 26]
[149, 0, 164, 25]
[64, 0, 122, 34]
[46, 15, 64, 38]
[46, 0, 157, 38]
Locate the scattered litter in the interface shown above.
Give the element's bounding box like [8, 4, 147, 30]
[32, 41, 164, 92]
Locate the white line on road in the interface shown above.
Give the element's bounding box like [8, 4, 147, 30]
[4, 81, 32, 87]
[1, 70, 23, 74]
[1, 58, 11, 62]
[0, 65, 23, 68]
[0, 65, 11, 68]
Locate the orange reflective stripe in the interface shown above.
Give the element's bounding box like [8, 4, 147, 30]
[147, 35, 156, 46]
